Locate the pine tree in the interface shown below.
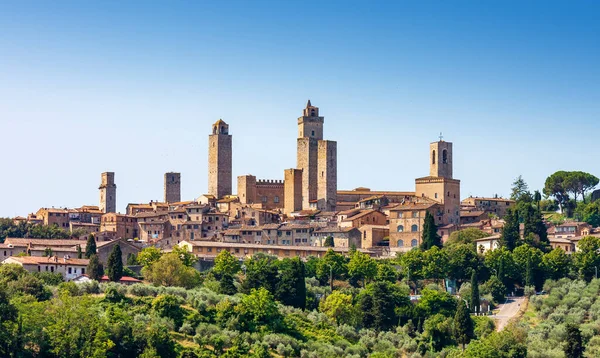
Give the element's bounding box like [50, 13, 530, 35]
[500, 209, 520, 251]
[564, 324, 584, 358]
[85, 234, 97, 258]
[87, 254, 104, 281]
[470, 271, 480, 315]
[454, 300, 474, 350]
[420, 211, 441, 250]
[76, 244, 83, 259]
[106, 244, 123, 282]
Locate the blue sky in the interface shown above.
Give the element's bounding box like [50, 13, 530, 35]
[0, 1, 598, 217]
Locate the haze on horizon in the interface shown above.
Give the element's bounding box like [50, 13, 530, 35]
[0, 1, 598, 217]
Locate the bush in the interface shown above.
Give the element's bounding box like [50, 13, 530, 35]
[104, 286, 126, 302]
[32, 272, 64, 286]
[78, 280, 100, 294]
[128, 283, 159, 297]
[57, 282, 80, 296]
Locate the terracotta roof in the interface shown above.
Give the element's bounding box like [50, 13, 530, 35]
[135, 211, 169, 218]
[315, 226, 359, 233]
[4, 256, 89, 266]
[389, 202, 439, 211]
[342, 209, 384, 222]
[337, 190, 415, 196]
[473, 234, 501, 242]
[338, 208, 361, 217]
[549, 237, 574, 244]
[462, 197, 515, 203]
[100, 275, 141, 283]
[358, 195, 385, 203]
[181, 240, 371, 253]
[4, 238, 86, 247]
[460, 211, 486, 217]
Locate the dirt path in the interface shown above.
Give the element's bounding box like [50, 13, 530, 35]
[492, 297, 526, 331]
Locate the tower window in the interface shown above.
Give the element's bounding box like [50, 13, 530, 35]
[442, 149, 448, 164]
[311, 130, 315, 136]
[434, 193, 438, 199]
[432, 150, 436, 165]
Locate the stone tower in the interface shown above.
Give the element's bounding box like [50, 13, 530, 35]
[430, 140, 453, 179]
[284, 169, 303, 214]
[415, 139, 460, 225]
[237, 174, 257, 204]
[164, 172, 181, 203]
[208, 119, 232, 199]
[99, 172, 116, 213]
[296, 100, 337, 211]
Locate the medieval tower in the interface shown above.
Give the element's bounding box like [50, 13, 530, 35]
[99, 172, 116, 213]
[296, 101, 337, 211]
[164, 172, 181, 203]
[415, 138, 460, 225]
[208, 119, 232, 199]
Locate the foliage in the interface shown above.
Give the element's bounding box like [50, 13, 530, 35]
[454, 300, 474, 350]
[241, 253, 279, 294]
[573, 236, 600, 281]
[420, 211, 442, 250]
[319, 291, 356, 325]
[316, 249, 348, 288]
[470, 271, 480, 315]
[446, 228, 490, 247]
[106, 244, 124, 282]
[564, 323, 584, 358]
[511, 175, 530, 201]
[482, 276, 506, 303]
[172, 245, 197, 267]
[142, 253, 201, 288]
[324, 235, 334, 247]
[500, 208, 520, 251]
[347, 250, 377, 287]
[137, 247, 163, 267]
[87, 254, 104, 281]
[275, 257, 306, 309]
[85, 234, 97, 258]
[213, 249, 241, 278]
[358, 281, 410, 332]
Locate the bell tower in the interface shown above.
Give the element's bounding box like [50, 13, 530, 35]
[430, 136, 453, 179]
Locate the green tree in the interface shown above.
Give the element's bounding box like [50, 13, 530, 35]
[324, 235, 334, 247]
[483, 276, 506, 303]
[454, 300, 474, 350]
[582, 200, 600, 227]
[172, 245, 197, 267]
[416, 288, 457, 317]
[422, 313, 456, 351]
[375, 262, 398, 282]
[152, 294, 185, 328]
[566, 171, 599, 203]
[543, 247, 571, 280]
[106, 244, 124, 282]
[275, 257, 306, 309]
[219, 273, 237, 295]
[513, 244, 545, 288]
[87, 254, 104, 281]
[213, 249, 241, 278]
[142, 253, 201, 288]
[399, 249, 425, 284]
[511, 175, 529, 201]
[126, 252, 138, 265]
[573, 236, 600, 281]
[470, 271, 480, 315]
[241, 253, 279, 294]
[137, 247, 162, 267]
[420, 211, 441, 250]
[564, 323, 584, 358]
[0, 288, 17, 357]
[85, 234, 97, 258]
[484, 247, 516, 291]
[76, 244, 83, 259]
[357, 281, 410, 332]
[447, 244, 479, 283]
[500, 208, 520, 251]
[316, 249, 348, 289]
[534, 190, 542, 210]
[348, 250, 377, 287]
[319, 291, 356, 325]
[423, 246, 449, 285]
[236, 287, 282, 332]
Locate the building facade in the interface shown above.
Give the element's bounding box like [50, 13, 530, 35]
[164, 172, 181, 203]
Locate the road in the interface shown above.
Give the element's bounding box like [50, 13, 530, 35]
[491, 297, 526, 331]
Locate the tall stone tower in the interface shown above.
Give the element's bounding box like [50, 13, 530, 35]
[99, 172, 116, 213]
[208, 119, 232, 199]
[415, 138, 460, 225]
[430, 140, 453, 178]
[296, 100, 337, 211]
[164, 172, 181, 203]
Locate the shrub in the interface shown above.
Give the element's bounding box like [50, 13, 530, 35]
[57, 282, 80, 296]
[78, 280, 100, 294]
[128, 283, 159, 297]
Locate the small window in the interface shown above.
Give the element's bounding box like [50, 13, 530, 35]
[311, 130, 315, 136]
[397, 240, 404, 247]
[274, 196, 280, 203]
[411, 239, 418, 247]
[397, 225, 404, 232]
[397, 212, 403, 218]
[411, 224, 418, 232]
[434, 193, 438, 199]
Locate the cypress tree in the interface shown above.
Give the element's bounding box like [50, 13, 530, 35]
[85, 234, 97, 258]
[275, 257, 306, 309]
[324, 236, 334, 247]
[76, 244, 83, 259]
[420, 211, 441, 250]
[500, 209, 520, 251]
[454, 300, 474, 351]
[525, 256, 535, 288]
[564, 324, 584, 358]
[470, 271, 480, 315]
[106, 244, 123, 282]
[87, 254, 104, 281]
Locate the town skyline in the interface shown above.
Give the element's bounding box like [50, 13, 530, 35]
[1, 1, 599, 217]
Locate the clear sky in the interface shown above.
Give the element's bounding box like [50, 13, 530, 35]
[0, 1, 598, 217]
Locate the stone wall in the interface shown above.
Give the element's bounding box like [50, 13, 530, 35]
[284, 169, 303, 215]
[317, 140, 337, 211]
[164, 172, 181, 203]
[237, 175, 257, 204]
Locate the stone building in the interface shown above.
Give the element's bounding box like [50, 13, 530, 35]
[415, 140, 461, 226]
[208, 119, 232, 199]
[99, 172, 116, 213]
[461, 196, 515, 218]
[296, 100, 337, 211]
[100, 213, 137, 239]
[35, 208, 70, 229]
[237, 176, 284, 210]
[2, 256, 89, 281]
[164, 172, 181, 203]
[388, 199, 443, 250]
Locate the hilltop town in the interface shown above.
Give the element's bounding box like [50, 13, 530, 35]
[2, 101, 599, 268]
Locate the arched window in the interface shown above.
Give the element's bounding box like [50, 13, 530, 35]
[411, 224, 418, 232]
[432, 150, 436, 164]
[311, 110, 315, 116]
[397, 240, 404, 247]
[434, 193, 438, 199]
[442, 149, 448, 164]
[397, 225, 404, 232]
[411, 239, 418, 247]
[213, 126, 217, 135]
